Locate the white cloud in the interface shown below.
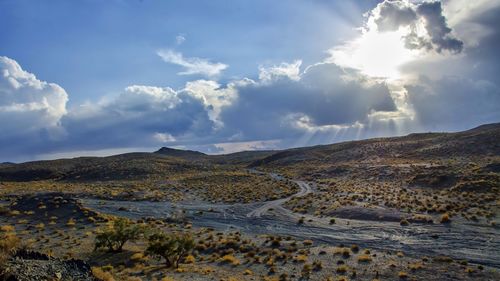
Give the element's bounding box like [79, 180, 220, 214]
[213, 139, 281, 154]
[258, 60, 302, 82]
[443, 0, 500, 48]
[153, 132, 176, 143]
[121, 85, 181, 110]
[59, 83, 215, 153]
[182, 79, 238, 125]
[329, 0, 464, 80]
[175, 34, 186, 45]
[157, 49, 228, 77]
[0, 56, 68, 136]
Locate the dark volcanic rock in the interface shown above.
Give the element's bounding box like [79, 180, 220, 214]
[2, 250, 95, 281]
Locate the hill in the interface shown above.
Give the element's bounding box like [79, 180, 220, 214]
[154, 147, 207, 159]
[0, 123, 499, 182]
[249, 122, 500, 169]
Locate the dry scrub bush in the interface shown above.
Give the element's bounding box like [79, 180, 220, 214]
[91, 266, 116, 281]
[0, 232, 21, 274]
[440, 213, 451, 223]
[219, 254, 241, 266]
[0, 225, 15, 232]
[146, 232, 194, 268]
[94, 218, 144, 252]
[357, 254, 372, 262]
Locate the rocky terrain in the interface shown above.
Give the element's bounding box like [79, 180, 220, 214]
[0, 123, 499, 280]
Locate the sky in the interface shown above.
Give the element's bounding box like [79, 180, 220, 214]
[1, 0, 499, 162]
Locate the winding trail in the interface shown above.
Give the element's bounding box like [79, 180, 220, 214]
[246, 180, 311, 218]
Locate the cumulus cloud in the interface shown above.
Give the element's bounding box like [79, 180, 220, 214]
[157, 49, 228, 77]
[219, 62, 397, 142]
[373, 0, 417, 32]
[406, 76, 500, 131]
[153, 132, 176, 143]
[368, 0, 463, 53]
[414, 2, 463, 53]
[399, 1, 500, 132]
[0, 56, 68, 137]
[183, 79, 238, 125]
[60, 85, 215, 151]
[258, 60, 302, 82]
[2, 1, 499, 161]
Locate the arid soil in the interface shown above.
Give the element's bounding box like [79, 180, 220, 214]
[1, 124, 499, 280]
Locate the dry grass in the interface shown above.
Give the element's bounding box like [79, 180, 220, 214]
[440, 213, 451, 223]
[357, 254, 372, 262]
[0, 232, 21, 272]
[219, 254, 240, 266]
[0, 225, 15, 232]
[91, 266, 116, 281]
[398, 271, 408, 279]
[293, 255, 308, 263]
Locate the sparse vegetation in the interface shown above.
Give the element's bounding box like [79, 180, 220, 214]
[0, 125, 499, 281]
[94, 218, 144, 252]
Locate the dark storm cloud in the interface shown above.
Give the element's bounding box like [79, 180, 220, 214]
[406, 76, 500, 131]
[372, 0, 463, 53]
[416, 1, 463, 53]
[374, 0, 417, 32]
[461, 5, 500, 83]
[402, 2, 500, 132]
[219, 63, 396, 141]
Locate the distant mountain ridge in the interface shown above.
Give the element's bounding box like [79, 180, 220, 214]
[249, 122, 500, 168]
[154, 147, 207, 159]
[0, 122, 498, 182]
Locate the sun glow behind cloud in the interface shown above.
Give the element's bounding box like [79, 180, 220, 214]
[329, 27, 421, 80]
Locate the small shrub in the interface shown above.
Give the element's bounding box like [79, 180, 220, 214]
[465, 267, 475, 274]
[302, 263, 312, 277]
[91, 266, 115, 281]
[293, 255, 308, 263]
[409, 262, 423, 271]
[94, 218, 144, 252]
[184, 254, 195, 264]
[432, 255, 453, 263]
[440, 213, 451, 223]
[350, 244, 359, 252]
[342, 248, 351, 258]
[146, 232, 194, 268]
[220, 254, 240, 266]
[67, 218, 76, 226]
[0, 225, 15, 232]
[336, 265, 348, 273]
[312, 260, 323, 271]
[398, 271, 408, 279]
[303, 239, 313, 246]
[0, 233, 21, 256]
[130, 252, 145, 261]
[357, 254, 372, 262]
[298, 217, 305, 224]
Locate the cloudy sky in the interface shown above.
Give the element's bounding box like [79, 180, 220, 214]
[1, 0, 499, 162]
